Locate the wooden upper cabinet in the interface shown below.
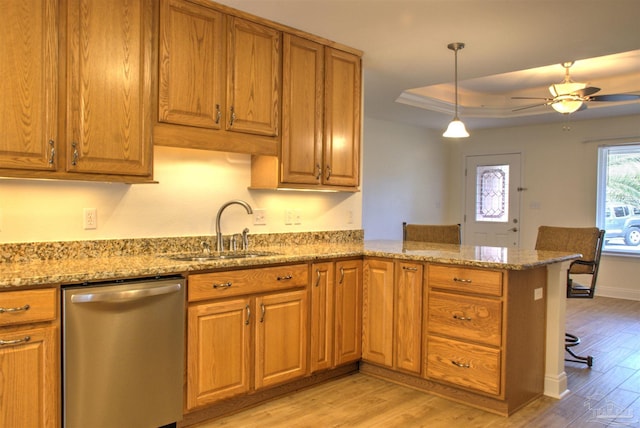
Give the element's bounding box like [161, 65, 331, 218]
[281, 34, 324, 185]
[0, 0, 58, 172]
[226, 17, 281, 137]
[251, 42, 361, 191]
[154, 3, 280, 155]
[158, 0, 225, 129]
[324, 48, 361, 188]
[65, 0, 153, 177]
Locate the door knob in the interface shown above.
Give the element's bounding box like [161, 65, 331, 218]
[508, 227, 518, 232]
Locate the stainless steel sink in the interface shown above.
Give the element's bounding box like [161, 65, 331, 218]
[167, 251, 278, 262]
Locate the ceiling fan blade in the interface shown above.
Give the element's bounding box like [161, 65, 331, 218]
[588, 94, 640, 102]
[511, 96, 553, 100]
[512, 103, 548, 112]
[573, 86, 600, 97]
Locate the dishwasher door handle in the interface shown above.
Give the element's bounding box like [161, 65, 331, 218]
[70, 283, 182, 304]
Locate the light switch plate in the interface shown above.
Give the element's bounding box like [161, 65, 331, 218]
[253, 209, 267, 225]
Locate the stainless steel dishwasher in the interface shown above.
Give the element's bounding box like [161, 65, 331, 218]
[62, 275, 185, 428]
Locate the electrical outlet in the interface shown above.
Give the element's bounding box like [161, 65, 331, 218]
[253, 209, 267, 225]
[0, 208, 3, 231]
[347, 210, 353, 224]
[284, 209, 293, 225]
[534, 287, 543, 300]
[83, 208, 97, 230]
[293, 209, 301, 225]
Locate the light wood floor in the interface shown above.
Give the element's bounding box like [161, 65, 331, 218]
[194, 296, 640, 428]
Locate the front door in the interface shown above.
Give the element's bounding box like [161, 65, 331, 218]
[463, 153, 522, 247]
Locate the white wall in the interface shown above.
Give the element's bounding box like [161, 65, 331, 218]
[0, 146, 362, 243]
[445, 115, 640, 300]
[362, 117, 451, 239]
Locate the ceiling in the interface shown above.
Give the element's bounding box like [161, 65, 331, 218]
[215, 0, 640, 132]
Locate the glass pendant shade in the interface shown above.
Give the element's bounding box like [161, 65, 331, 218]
[443, 42, 469, 138]
[443, 118, 470, 138]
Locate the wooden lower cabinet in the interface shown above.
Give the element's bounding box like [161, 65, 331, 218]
[310, 259, 362, 373]
[186, 265, 309, 411]
[362, 258, 423, 375]
[423, 264, 548, 415]
[187, 298, 251, 408]
[359, 259, 548, 416]
[0, 288, 59, 428]
[255, 290, 308, 389]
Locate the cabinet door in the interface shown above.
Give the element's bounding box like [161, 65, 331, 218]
[395, 261, 423, 374]
[66, 0, 152, 177]
[281, 34, 324, 185]
[335, 259, 362, 365]
[310, 262, 334, 373]
[323, 48, 361, 187]
[362, 258, 394, 367]
[226, 17, 280, 137]
[0, 325, 59, 428]
[187, 298, 251, 409]
[158, 0, 224, 129]
[255, 289, 308, 389]
[0, 0, 57, 172]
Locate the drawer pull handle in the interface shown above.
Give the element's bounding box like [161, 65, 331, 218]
[260, 303, 266, 323]
[403, 266, 418, 271]
[453, 277, 472, 283]
[0, 336, 31, 346]
[339, 267, 345, 285]
[453, 314, 472, 321]
[451, 360, 470, 369]
[0, 304, 30, 313]
[213, 282, 232, 289]
[315, 269, 322, 287]
[245, 304, 251, 325]
[277, 275, 293, 281]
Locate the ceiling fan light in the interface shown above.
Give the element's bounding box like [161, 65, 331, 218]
[551, 96, 583, 114]
[549, 81, 586, 97]
[443, 118, 470, 138]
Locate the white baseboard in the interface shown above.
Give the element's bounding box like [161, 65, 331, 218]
[596, 285, 640, 301]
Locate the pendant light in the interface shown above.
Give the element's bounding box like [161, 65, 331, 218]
[443, 42, 469, 138]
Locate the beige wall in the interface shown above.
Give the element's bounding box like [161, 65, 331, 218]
[362, 117, 450, 239]
[0, 146, 362, 243]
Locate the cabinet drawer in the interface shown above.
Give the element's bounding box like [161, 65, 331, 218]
[428, 265, 503, 296]
[428, 291, 502, 346]
[0, 288, 57, 327]
[427, 336, 501, 396]
[188, 264, 308, 302]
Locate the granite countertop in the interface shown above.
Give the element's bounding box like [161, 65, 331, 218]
[0, 239, 580, 289]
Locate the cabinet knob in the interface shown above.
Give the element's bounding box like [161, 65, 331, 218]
[71, 142, 79, 166]
[212, 282, 232, 289]
[451, 360, 470, 369]
[48, 140, 55, 165]
[215, 104, 221, 125]
[0, 304, 30, 313]
[229, 106, 236, 127]
[0, 336, 31, 346]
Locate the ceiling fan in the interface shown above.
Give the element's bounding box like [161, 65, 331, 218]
[512, 61, 640, 114]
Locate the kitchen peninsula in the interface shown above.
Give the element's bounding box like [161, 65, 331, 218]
[0, 233, 579, 424]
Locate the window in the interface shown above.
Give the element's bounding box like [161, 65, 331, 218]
[596, 144, 640, 255]
[475, 164, 509, 223]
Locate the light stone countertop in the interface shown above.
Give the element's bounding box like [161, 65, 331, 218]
[0, 240, 579, 289]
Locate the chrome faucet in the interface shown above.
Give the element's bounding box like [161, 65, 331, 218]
[215, 200, 253, 252]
